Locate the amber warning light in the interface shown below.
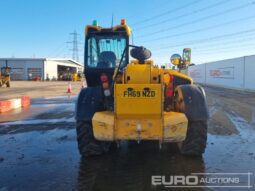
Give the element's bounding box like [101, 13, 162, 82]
[121, 19, 126, 25]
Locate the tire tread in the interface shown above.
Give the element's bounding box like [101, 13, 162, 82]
[76, 121, 110, 157]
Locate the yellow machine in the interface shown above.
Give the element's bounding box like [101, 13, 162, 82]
[72, 72, 83, 81]
[93, 59, 190, 142]
[0, 67, 11, 88]
[76, 20, 208, 157]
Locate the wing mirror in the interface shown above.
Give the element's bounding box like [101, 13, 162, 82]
[170, 48, 191, 70]
[170, 54, 182, 65]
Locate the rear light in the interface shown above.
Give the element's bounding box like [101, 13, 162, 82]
[166, 88, 174, 97]
[100, 73, 111, 96]
[169, 75, 174, 82]
[165, 74, 174, 97]
[100, 73, 108, 82]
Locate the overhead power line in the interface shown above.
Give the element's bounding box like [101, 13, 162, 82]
[54, 46, 68, 58]
[135, 1, 255, 39]
[138, 15, 255, 43]
[152, 28, 255, 51]
[198, 42, 255, 53]
[194, 36, 255, 51]
[197, 43, 255, 55]
[157, 35, 255, 56]
[131, 0, 202, 26]
[154, 37, 255, 58]
[154, 34, 255, 57]
[125, 0, 175, 20]
[134, 0, 231, 31]
[48, 43, 67, 58]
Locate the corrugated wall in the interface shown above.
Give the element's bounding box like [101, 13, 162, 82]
[0, 60, 44, 80]
[188, 55, 255, 91]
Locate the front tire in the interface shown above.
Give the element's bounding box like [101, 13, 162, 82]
[76, 121, 111, 158]
[179, 120, 207, 156]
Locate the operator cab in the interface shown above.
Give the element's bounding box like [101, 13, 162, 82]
[84, 20, 130, 86]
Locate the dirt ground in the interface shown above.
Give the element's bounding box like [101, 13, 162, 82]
[0, 81, 86, 100]
[0, 84, 255, 191]
[206, 85, 255, 135]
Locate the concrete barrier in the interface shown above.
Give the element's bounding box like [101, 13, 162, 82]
[21, 96, 30, 107]
[0, 96, 30, 113]
[9, 98, 22, 109]
[0, 100, 12, 113]
[188, 55, 255, 91]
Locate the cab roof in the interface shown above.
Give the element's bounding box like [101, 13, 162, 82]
[85, 24, 131, 36]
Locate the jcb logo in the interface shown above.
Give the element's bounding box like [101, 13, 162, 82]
[123, 90, 156, 98]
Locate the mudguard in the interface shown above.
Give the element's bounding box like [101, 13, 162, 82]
[75, 87, 104, 121]
[175, 84, 209, 121]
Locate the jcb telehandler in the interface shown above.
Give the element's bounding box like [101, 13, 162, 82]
[75, 20, 209, 157]
[0, 67, 11, 88]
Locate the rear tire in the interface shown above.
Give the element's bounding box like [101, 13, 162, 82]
[179, 120, 207, 156]
[174, 85, 208, 156]
[76, 121, 111, 158]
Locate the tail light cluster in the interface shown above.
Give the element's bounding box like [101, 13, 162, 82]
[165, 74, 174, 97]
[100, 73, 111, 96]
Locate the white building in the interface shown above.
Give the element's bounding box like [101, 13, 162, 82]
[0, 58, 83, 80]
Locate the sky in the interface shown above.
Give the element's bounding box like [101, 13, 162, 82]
[0, 0, 255, 64]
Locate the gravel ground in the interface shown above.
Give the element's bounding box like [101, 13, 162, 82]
[0, 81, 86, 100]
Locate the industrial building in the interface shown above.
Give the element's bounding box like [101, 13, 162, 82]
[0, 58, 83, 80]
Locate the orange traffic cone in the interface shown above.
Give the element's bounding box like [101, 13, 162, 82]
[67, 83, 72, 93]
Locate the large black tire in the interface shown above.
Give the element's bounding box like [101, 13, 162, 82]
[174, 85, 208, 156]
[76, 121, 111, 158]
[179, 120, 207, 156]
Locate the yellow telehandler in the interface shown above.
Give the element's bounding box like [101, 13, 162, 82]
[75, 20, 208, 157]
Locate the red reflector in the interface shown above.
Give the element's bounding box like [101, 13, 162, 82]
[166, 88, 174, 97]
[169, 75, 174, 82]
[100, 74, 108, 82]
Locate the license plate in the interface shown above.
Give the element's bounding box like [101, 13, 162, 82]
[123, 90, 157, 98]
